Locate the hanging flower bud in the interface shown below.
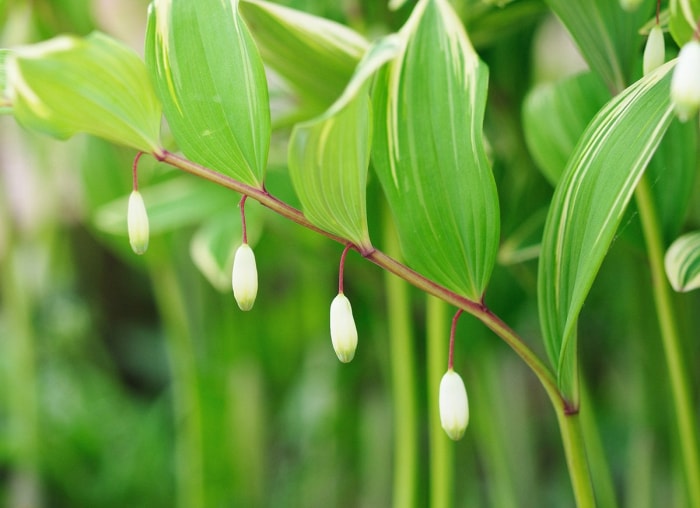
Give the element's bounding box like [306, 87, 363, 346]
[127, 190, 149, 255]
[643, 26, 665, 76]
[330, 293, 358, 363]
[439, 369, 469, 441]
[232, 243, 258, 311]
[671, 40, 700, 122]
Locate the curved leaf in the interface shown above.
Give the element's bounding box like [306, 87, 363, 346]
[372, 0, 499, 300]
[670, 0, 700, 47]
[287, 36, 401, 249]
[523, 72, 610, 185]
[146, 0, 270, 187]
[665, 231, 700, 292]
[538, 61, 677, 400]
[239, 0, 368, 112]
[6, 33, 161, 152]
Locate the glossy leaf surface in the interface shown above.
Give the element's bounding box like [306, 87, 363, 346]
[373, 0, 499, 300]
[6, 33, 161, 152]
[665, 230, 700, 292]
[538, 62, 676, 399]
[146, 0, 270, 187]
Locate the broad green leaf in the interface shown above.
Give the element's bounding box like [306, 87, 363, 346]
[0, 49, 10, 114]
[146, 0, 270, 188]
[670, 0, 700, 46]
[538, 61, 676, 400]
[373, 0, 499, 300]
[239, 0, 368, 112]
[523, 72, 610, 185]
[665, 231, 700, 292]
[288, 36, 401, 249]
[6, 33, 161, 152]
[545, 0, 651, 92]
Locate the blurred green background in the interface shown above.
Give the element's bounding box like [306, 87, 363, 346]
[1, 0, 700, 507]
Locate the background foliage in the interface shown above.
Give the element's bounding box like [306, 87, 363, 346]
[1, 0, 699, 507]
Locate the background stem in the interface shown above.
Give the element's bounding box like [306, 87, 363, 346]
[635, 176, 700, 507]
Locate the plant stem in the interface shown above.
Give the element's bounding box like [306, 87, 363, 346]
[158, 150, 596, 505]
[635, 175, 700, 507]
[383, 209, 418, 508]
[426, 296, 453, 508]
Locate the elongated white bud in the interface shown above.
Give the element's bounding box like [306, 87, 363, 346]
[232, 243, 258, 311]
[643, 26, 665, 76]
[330, 293, 358, 363]
[127, 190, 149, 255]
[671, 40, 700, 122]
[439, 369, 469, 441]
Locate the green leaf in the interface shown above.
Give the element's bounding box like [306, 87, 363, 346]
[665, 231, 700, 292]
[146, 0, 270, 188]
[239, 0, 368, 112]
[538, 61, 677, 400]
[669, 0, 700, 47]
[0, 49, 11, 114]
[287, 37, 400, 249]
[6, 33, 162, 152]
[544, 0, 651, 92]
[523, 72, 610, 185]
[372, 0, 499, 301]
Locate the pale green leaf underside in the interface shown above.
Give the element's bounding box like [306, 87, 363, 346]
[239, 0, 368, 112]
[523, 72, 610, 185]
[7, 33, 161, 152]
[665, 231, 700, 292]
[146, 0, 270, 187]
[538, 61, 676, 399]
[545, 0, 651, 92]
[0, 49, 11, 114]
[373, 0, 499, 300]
[670, 0, 700, 47]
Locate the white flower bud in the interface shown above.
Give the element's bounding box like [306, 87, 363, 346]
[127, 190, 149, 255]
[330, 293, 358, 363]
[232, 243, 257, 311]
[439, 369, 469, 441]
[643, 26, 665, 76]
[671, 40, 700, 122]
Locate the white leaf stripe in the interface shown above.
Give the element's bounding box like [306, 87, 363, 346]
[665, 231, 700, 292]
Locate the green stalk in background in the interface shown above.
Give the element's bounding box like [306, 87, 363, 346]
[426, 296, 452, 508]
[635, 175, 700, 507]
[383, 207, 418, 508]
[147, 251, 205, 508]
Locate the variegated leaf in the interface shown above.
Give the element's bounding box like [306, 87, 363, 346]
[670, 0, 700, 46]
[538, 61, 677, 400]
[373, 0, 499, 301]
[145, 0, 270, 188]
[665, 231, 700, 292]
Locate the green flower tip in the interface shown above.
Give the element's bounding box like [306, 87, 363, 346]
[330, 293, 358, 363]
[127, 190, 149, 255]
[671, 40, 700, 122]
[439, 369, 469, 441]
[232, 243, 258, 311]
[643, 26, 665, 76]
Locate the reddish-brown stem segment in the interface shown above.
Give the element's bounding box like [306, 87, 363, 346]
[240, 195, 248, 244]
[155, 150, 564, 409]
[132, 151, 144, 191]
[448, 309, 463, 371]
[338, 244, 351, 294]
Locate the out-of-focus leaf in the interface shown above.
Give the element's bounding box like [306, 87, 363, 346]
[190, 201, 264, 292]
[669, 0, 700, 47]
[288, 36, 401, 249]
[538, 61, 676, 401]
[93, 176, 235, 236]
[498, 209, 547, 266]
[373, 0, 499, 301]
[523, 72, 610, 185]
[146, 0, 270, 188]
[239, 0, 368, 112]
[545, 0, 651, 92]
[0, 49, 11, 114]
[646, 119, 697, 241]
[665, 230, 700, 292]
[6, 33, 161, 152]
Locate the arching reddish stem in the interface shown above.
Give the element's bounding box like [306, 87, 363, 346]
[132, 151, 144, 191]
[240, 195, 248, 244]
[338, 244, 351, 293]
[448, 308, 463, 370]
